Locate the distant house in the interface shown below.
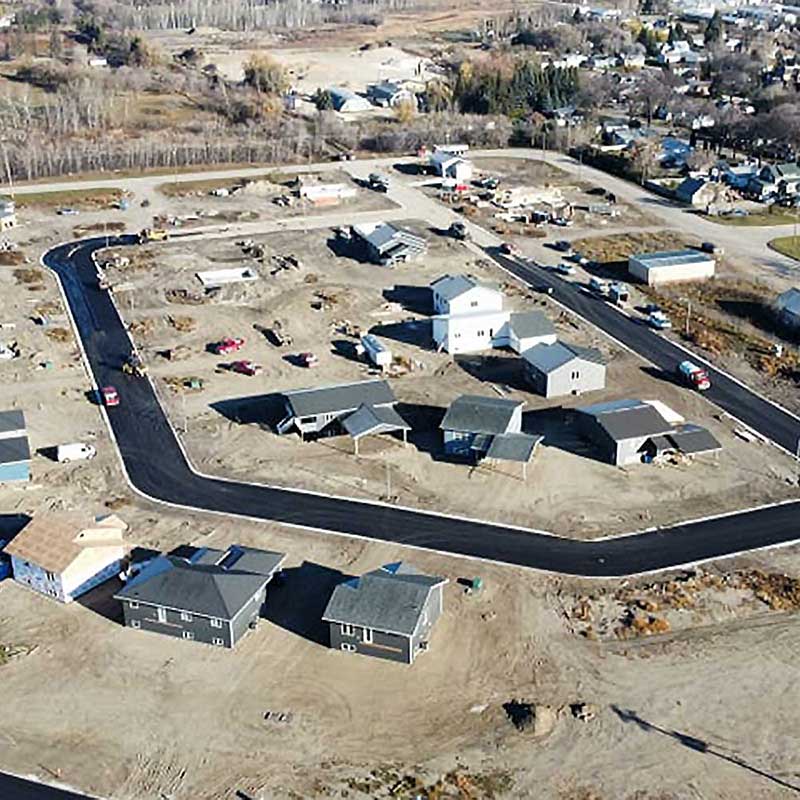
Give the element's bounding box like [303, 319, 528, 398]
[757, 163, 800, 197]
[674, 177, 728, 209]
[522, 341, 606, 398]
[366, 81, 416, 108]
[428, 151, 473, 184]
[298, 182, 357, 206]
[351, 222, 427, 266]
[0, 199, 17, 231]
[628, 250, 715, 286]
[116, 544, 285, 648]
[775, 287, 800, 331]
[718, 162, 758, 189]
[276, 379, 408, 444]
[322, 562, 447, 664]
[6, 513, 127, 603]
[0, 409, 30, 483]
[576, 399, 721, 466]
[328, 87, 373, 113]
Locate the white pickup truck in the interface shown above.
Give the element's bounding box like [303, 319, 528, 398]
[56, 443, 97, 463]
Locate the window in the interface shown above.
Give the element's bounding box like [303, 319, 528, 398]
[363, 628, 373, 644]
[299, 416, 315, 424]
[182, 631, 194, 641]
[156, 607, 167, 623]
[128, 601, 139, 610]
[470, 300, 478, 307]
[45, 570, 57, 582]
[210, 618, 223, 629]
[180, 611, 193, 622]
[571, 370, 580, 380]
[212, 637, 224, 647]
[340, 643, 357, 653]
[130, 620, 141, 629]
[341, 623, 355, 637]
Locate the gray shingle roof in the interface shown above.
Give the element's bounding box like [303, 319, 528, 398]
[322, 562, 446, 636]
[777, 287, 800, 318]
[508, 310, 556, 340]
[191, 544, 285, 577]
[0, 409, 25, 436]
[341, 403, 410, 439]
[522, 341, 604, 374]
[579, 400, 673, 441]
[485, 433, 542, 463]
[0, 436, 30, 466]
[440, 395, 523, 436]
[430, 274, 489, 301]
[284, 380, 396, 418]
[668, 424, 722, 455]
[116, 556, 271, 620]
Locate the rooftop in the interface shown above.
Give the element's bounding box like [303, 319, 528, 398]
[508, 310, 556, 340]
[522, 340, 605, 373]
[0, 409, 25, 436]
[341, 403, 409, 440]
[322, 562, 446, 636]
[630, 249, 715, 269]
[441, 395, 523, 436]
[284, 379, 396, 419]
[578, 399, 674, 441]
[5, 513, 127, 574]
[430, 274, 496, 302]
[485, 432, 542, 463]
[0, 436, 30, 466]
[777, 287, 800, 317]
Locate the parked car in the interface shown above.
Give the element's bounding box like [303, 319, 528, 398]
[101, 386, 120, 407]
[701, 241, 723, 255]
[212, 337, 245, 356]
[231, 360, 261, 376]
[553, 240, 572, 252]
[643, 302, 662, 314]
[553, 263, 575, 276]
[552, 217, 573, 227]
[299, 352, 319, 368]
[57, 207, 79, 216]
[56, 443, 97, 463]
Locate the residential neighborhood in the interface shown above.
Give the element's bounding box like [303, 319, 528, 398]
[2, 1, 800, 799]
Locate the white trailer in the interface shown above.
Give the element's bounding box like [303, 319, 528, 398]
[360, 334, 393, 369]
[56, 443, 97, 463]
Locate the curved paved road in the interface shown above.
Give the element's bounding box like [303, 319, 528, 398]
[0, 771, 97, 800]
[41, 237, 800, 578]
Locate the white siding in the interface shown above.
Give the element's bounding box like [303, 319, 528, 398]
[629, 256, 715, 286]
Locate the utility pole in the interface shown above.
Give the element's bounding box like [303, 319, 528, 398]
[1, 140, 13, 200]
[685, 299, 691, 336]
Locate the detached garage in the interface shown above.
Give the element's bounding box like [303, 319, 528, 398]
[628, 250, 715, 286]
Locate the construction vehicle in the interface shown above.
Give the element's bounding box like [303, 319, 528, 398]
[137, 228, 169, 244]
[676, 360, 711, 392]
[122, 353, 147, 377]
[448, 221, 469, 241]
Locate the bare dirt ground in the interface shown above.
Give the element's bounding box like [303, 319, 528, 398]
[100, 223, 800, 539]
[1, 160, 800, 800]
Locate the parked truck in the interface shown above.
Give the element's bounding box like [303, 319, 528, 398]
[367, 173, 389, 192]
[56, 443, 97, 463]
[448, 221, 469, 241]
[676, 360, 711, 392]
[137, 228, 169, 244]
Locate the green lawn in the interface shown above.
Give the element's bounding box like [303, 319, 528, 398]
[712, 210, 799, 227]
[768, 236, 800, 260]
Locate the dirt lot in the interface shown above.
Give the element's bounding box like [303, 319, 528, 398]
[96, 223, 800, 539]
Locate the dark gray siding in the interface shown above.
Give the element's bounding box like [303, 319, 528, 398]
[576, 414, 618, 464]
[121, 601, 233, 648]
[329, 622, 410, 664]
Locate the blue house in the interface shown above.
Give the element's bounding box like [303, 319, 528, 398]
[0, 410, 30, 483]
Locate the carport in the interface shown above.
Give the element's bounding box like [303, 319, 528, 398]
[342, 403, 410, 455]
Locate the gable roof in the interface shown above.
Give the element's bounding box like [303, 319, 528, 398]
[485, 432, 542, 463]
[578, 399, 674, 441]
[284, 380, 396, 418]
[341, 403, 410, 439]
[675, 176, 707, 200]
[441, 395, 523, 435]
[522, 341, 605, 373]
[0, 436, 30, 466]
[322, 562, 446, 636]
[190, 544, 285, 578]
[667, 424, 722, 455]
[508, 310, 556, 340]
[0, 409, 25, 436]
[5, 513, 127, 573]
[115, 556, 271, 620]
[430, 274, 494, 302]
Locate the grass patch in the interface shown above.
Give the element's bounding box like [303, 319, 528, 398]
[4, 188, 125, 210]
[711, 210, 799, 227]
[571, 231, 693, 271]
[769, 236, 800, 261]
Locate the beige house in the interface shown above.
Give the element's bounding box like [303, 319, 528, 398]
[6, 513, 127, 602]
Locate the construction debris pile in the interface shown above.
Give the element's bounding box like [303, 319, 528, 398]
[564, 568, 800, 641]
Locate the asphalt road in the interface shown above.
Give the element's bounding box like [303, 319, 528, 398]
[40, 237, 800, 578]
[0, 772, 97, 800]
